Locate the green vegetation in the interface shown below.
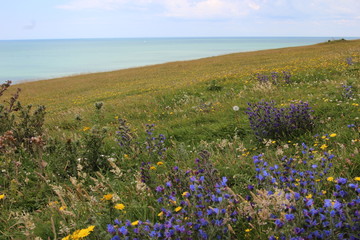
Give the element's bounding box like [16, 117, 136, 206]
[0, 39, 359, 239]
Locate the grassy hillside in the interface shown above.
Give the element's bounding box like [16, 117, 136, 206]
[1, 39, 359, 239]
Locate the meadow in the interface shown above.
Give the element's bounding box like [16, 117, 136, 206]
[0, 39, 359, 239]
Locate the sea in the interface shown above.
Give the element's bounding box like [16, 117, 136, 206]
[0, 37, 357, 84]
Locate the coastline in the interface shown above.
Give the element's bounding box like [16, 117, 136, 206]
[3, 37, 358, 84]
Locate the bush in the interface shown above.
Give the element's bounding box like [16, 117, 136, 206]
[245, 100, 315, 140]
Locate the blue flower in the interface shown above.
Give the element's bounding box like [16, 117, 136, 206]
[275, 219, 284, 228]
[107, 224, 116, 234]
[337, 178, 347, 185]
[285, 214, 295, 222]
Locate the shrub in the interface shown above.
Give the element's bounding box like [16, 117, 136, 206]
[0, 81, 46, 151]
[245, 100, 315, 140]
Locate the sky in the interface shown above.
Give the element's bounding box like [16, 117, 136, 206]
[1, 0, 360, 40]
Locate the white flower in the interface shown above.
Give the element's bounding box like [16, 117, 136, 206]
[232, 106, 239, 111]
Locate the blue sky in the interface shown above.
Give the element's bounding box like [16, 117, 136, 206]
[1, 0, 360, 40]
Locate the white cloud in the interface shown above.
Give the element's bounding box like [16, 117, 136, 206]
[57, 0, 128, 10]
[57, 0, 263, 18]
[161, 0, 260, 19]
[56, 0, 360, 22]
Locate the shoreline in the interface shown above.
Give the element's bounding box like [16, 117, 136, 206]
[4, 37, 359, 85]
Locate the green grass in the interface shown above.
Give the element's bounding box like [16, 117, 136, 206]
[0, 39, 359, 239]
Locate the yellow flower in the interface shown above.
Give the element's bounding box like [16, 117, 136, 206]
[131, 220, 139, 226]
[182, 191, 189, 197]
[72, 225, 95, 239]
[0, 194, 5, 200]
[82, 126, 90, 131]
[315, 179, 320, 182]
[61, 235, 71, 240]
[354, 177, 360, 181]
[175, 206, 182, 212]
[322, 190, 327, 194]
[102, 194, 113, 201]
[158, 211, 163, 217]
[306, 194, 312, 199]
[123, 154, 129, 159]
[320, 144, 328, 150]
[114, 203, 125, 210]
[245, 229, 252, 232]
[59, 206, 67, 211]
[329, 133, 337, 137]
[157, 161, 164, 166]
[327, 177, 334, 182]
[150, 166, 156, 170]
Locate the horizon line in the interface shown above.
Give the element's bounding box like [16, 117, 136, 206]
[1, 36, 360, 41]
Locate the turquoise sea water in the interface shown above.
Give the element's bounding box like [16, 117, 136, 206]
[0, 37, 357, 83]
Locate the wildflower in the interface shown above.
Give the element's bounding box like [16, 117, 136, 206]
[59, 206, 66, 211]
[0, 194, 5, 200]
[182, 191, 189, 197]
[150, 166, 156, 170]
[306, 194, 312, 199]
[82, 126, 90, 131]
[233, 105, 239, 111]
[175, 206, 182, 212]
[245, 229, 252, 232]
[327, 177, 334, 182]
[61, 235, 71, 240]
[102, 194, 113, 201]
[158, 211, 163, 217]
[156, 161, 164, 166]
[285, 214, 295, 221]
[320, 144, 328, 150]
[329, 133, 337, 137]
[131, 220, 139, 226]
[336, 178, 347, 185]
[354, 177, 360, 181]
[114, 204, 125, 210]
[123, 154, 129, 158]
[72, 225, 95, 239]
[322, 190, 327, 194]
[275, 219, 284, 228]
